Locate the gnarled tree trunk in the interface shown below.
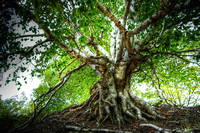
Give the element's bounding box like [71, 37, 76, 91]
[84, 64, 162, 128]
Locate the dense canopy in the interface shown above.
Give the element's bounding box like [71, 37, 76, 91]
[0, 0, 199, 129]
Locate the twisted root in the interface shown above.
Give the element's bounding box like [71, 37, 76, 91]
[78, 86, 164, 129]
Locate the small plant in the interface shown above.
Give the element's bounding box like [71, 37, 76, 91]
[197, 119, 200, 129]
[184, 118, 191, 131]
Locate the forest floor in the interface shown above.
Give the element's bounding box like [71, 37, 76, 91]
[14, 104, 200, 133]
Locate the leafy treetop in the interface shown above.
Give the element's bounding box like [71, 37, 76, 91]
[0, 0, 199, 104]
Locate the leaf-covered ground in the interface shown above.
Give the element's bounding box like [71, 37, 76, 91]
[14, 105, 200, 133]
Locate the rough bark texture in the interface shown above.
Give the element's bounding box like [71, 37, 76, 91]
[81, 65, 162, 129]
[3, 1, 200, 132]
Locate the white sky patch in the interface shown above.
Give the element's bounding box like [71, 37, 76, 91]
[0, 65, 41, 101]
[0, 18, 44, 101]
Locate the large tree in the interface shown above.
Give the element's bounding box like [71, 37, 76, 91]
[0, 0, 199, 128]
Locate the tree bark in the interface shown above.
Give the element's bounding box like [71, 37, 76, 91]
[84, 64, 162, 129]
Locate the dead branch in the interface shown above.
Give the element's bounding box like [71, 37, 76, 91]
[152, 18, 166, 48]
[146, 58, 170, 104]
[18, 74, 71, 130]
[33, 63, 86, 116]
[146, 59, 178, 105]
[176, 47, 200, 53]
[147, 60, 163, 100]
[63, 126, 131, 133]
[139, 18, 166, 51]
[140, 124, 170, 133]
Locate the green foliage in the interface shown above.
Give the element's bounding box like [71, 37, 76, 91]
[131, 50, 200, 106]
[31, 56, 99, 114]
[0, 94, 33, 132]
[0, 0, 199, 116]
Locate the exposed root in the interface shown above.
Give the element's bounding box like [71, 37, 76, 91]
[62, 77, 164, 129]
[128, 90, 165, 119]
[79, 86, 164, 129]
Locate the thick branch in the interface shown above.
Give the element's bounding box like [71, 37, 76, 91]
[15, 34, 44, 39]
[117, 37, 124, 61]
[127, 0, 200, 38]
[59, 43, 107, 65]
[11, 2, 109, 66]
[123, 0, 131, 27]
[124, 35, 134, 54]
[11, 2, 55, 40]
[127, 9, 168, 37]
[96, 1, 126, 33]
[95, 44, 115, 63]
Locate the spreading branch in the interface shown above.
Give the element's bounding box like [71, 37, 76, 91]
[13, 2, 107, 66]
[15, 34, 44, 39]
[127, 9, 168, 38]
[123, 0, 132, 27]
[59, 43, 107, 65]
[96, 1, 126, 34]
[127, 0, 199, 38]
[58, 59, 77, 78]
[11, 2, 55, 40]
[49, 63, 86, 92]
[151, 50, 200, 66]
[17, 63, 86, 129]
[1, 39, 50, 61]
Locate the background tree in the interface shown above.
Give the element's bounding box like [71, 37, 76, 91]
[0, 0, 199, 128]
[0, 94, 33, 132]
[31, 56, 99, 115]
